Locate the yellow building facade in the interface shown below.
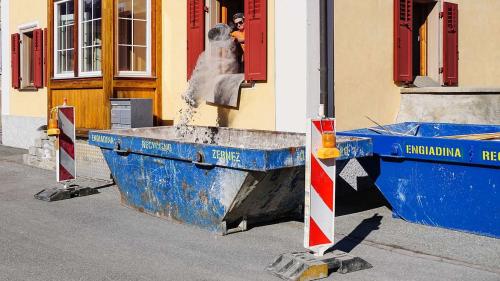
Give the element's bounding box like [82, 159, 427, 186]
[334, 0, 500, 130]
[1, 0, 499, 149]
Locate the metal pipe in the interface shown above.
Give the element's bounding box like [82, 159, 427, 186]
[327, 0, 335, 118]
[320, 0, 334, 118]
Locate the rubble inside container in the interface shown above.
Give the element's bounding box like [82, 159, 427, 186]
[110, 126, 306, 150]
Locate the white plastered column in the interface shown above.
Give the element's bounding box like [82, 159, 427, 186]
[275, 0, 320, 133]
[1, 0, 10, 116]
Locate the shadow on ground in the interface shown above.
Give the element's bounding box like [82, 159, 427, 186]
[335, 175, 391, 217]
[332, 213, 382, 254]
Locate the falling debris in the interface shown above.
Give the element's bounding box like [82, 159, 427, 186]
[176, 24, 243, 141]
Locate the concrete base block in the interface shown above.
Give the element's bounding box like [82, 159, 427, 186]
[34, 138, 43, 148]
[267, 251, 372, 281]
[24, 135, 56, 171]
[28, 146, 37, 156]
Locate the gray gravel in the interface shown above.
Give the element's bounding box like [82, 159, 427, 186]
[0, 145, 499, 281]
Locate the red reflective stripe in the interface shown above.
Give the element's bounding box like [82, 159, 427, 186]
[59, 108, 75, 159]
[309, 217, 332, 246]
[311, 155, 334, 211]
[59, 164, 73, 181]
[60, 107, 75, 125]
[394, 0, 413, 83]
[244, 0, 267, 81]
[312, 120, 334, 133]
[59, 134, 75, 159]
[33, 29, 44, 88]
[187, 0, 205, 80]
[11, 33, 20, 89]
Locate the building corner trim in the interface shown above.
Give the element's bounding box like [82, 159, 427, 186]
[1, 0, 11, 116]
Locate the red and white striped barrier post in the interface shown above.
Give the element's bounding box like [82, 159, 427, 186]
[267, 118, 372, 280]
[304, 118, 337, 256]
[267, 119, 372, 279]
[36, 104, 100, 201]
[56, 106, 76, 183]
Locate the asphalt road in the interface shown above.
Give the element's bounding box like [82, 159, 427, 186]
[0, 145, 499, 281]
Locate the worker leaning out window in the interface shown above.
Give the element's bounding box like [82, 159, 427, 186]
[231, 13, 245, 51]
[231, 13, 245, 72]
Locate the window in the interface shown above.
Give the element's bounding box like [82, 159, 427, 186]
[187, 0, 267, 81]
[79, 0, 102, 76]
[393, 0, 458, 86]
[11, 27, 44, 90]
[54, 0, 75, 78]
[53, 0, 103, 79]
[117, 0, 151, 76]
[20, 31, 35, 88]
[52, 0, 152, 79]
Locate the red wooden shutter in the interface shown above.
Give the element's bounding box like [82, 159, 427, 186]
[187, 0, 205, 80]
[244, 0, 267, 81]
[33, 29, 44, 88]
[443, 2, 458, 86]
[393, 0, 413, 84]
[11, 33, 20, 89]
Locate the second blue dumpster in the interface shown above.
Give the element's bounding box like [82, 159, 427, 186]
[339, 122, 500, 238]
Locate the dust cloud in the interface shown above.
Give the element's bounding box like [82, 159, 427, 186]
[176, 24, 242, 143]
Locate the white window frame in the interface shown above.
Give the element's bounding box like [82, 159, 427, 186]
[54, 0, 76, 79]
[78, 0, 103, 77]
[116, 0, 152, 77]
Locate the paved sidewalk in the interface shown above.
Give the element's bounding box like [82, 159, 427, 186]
[0, 145, 499, 281]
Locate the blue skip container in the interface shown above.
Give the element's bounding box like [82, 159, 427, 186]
[89, 126, 371, 234]
[339, 122, 500, 238]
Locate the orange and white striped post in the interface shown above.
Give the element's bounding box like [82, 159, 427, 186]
[304, 118, 339, 256]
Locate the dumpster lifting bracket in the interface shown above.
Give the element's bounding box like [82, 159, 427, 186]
[219, 218, 248, 236]
[267, 251, 372, 281]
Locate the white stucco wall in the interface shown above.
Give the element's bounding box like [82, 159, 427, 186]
[275, 0, 320, 133]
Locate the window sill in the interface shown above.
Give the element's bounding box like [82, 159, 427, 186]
[240, 81, 255, 88]
[52, 75, 103, 80]
[114, 75, 157, 80]
[18, 87, 39, 92]
[79, 74, 103, 79]
[52, 76, 76, 80]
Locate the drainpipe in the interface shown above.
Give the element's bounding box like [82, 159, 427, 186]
[319, 0, 327, 117]
[319, 0, 334, 118]
[327, 0, 335, 118]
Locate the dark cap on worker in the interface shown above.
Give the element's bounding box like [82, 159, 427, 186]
[233, 13, 244, 22]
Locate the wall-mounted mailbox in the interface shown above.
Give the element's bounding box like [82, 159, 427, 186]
[110, 98, 153, 129]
